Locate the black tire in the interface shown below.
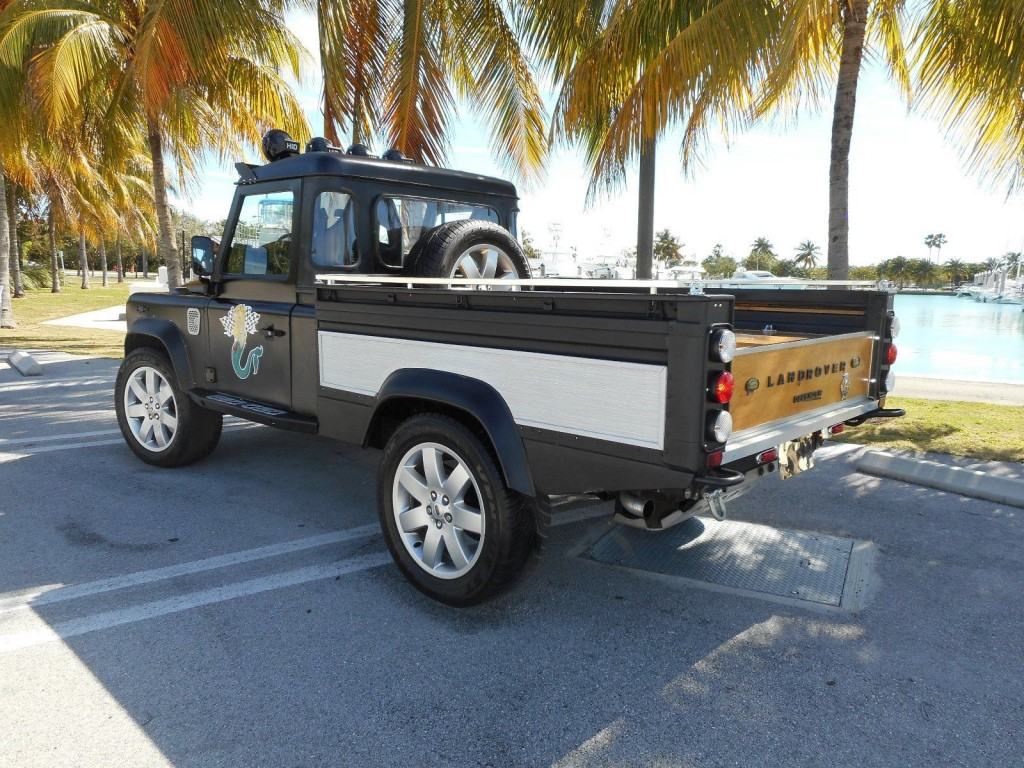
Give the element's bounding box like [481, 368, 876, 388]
[377, 413, 537, 605]
[406, 220, 530, 281]
[115, 347, 222, 468]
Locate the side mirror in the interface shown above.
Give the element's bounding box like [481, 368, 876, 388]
[190, 236, 215, 280]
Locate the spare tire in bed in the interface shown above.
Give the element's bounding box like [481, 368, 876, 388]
[406, 220, 530, 283]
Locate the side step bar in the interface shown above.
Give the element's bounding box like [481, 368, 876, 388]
[189, 390, 318, 433]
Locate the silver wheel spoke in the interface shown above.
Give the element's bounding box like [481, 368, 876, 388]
[481, 249, 498, 279]
[145, 368, 157, 397]
[443, 464, 472, 500]
[399, 505, 430, 532]
[138, 418, 154, 442]
[443, 529, 469, 570]
[161, 412, 177, 431]
[398, 466, 431, 504]
[128, 378, 148, 402]
[421, 446, 445, 488]
[458, 256, 481, 279]
[450, 501, 482, 534]
[154, 423, 168, 448]
[126, 404, 148, 418]
[421, 526, 444, 568]
[157, 385, 174, 405]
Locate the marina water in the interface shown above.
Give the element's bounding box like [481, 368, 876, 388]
[894, 294, 1024, 385]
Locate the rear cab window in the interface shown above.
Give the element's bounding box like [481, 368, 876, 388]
[375, 197, 498, 268]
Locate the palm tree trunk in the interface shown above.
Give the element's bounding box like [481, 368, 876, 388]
[116, 237, 124, 283]
[827, 0, 868, 281]
[147, 117, 182, 290]
[635, 138, 656, 280]
[79, 227, 90, 289]
[6, 177, 24, 298]
[100, 240, 108, 287]
[48, 204, 61, 293]
[0, 161, 14, 328]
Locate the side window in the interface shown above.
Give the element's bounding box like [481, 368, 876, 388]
[225, 191, 294, 277]
[376, 197, 498, 268]
[311, 191, 357, 268]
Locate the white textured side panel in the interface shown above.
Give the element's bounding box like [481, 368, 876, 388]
[318, 331, 667, 450]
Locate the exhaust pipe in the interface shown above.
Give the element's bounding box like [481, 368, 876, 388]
[618, 493, 655, 519]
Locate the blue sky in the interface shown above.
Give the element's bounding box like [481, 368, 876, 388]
[173, 11, 1024, 267]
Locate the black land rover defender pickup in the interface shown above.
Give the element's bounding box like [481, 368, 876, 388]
[115, 130, 903, 605]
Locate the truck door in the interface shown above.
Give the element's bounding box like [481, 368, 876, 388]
[208, 183, 299, 408]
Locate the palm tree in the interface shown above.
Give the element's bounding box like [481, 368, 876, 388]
[794, 240, 821, 270]
[749, 237, 776, 270]
[888, 255, 909, 289]
[1, 0, 308, 290]
[944, 258, 965, 286]
[931, 233, 947, 264]
[915, 3, 1024, 195]
[924, 233, 935, 261]
[317, 1, 548, 184]
[531, 0, 785, 278]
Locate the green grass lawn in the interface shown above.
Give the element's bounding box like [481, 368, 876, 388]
[0, 282, 131, 358]
[834, 396, 1024, 463]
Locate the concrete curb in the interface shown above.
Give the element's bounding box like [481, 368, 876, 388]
[857, 450, 1024, 509]
[7, 350, 42, 377]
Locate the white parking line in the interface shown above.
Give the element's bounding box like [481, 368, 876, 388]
[0, 524, 381, 614]
[0, 551, 392, 655]
[0, 429, 121, 446]
[0, 422, 263, 461]
[0, 376, 113, 393]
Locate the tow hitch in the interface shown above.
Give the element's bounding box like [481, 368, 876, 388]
[706, 490, 727, 521]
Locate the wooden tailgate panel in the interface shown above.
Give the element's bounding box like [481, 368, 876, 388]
[730, 334, 875, 431]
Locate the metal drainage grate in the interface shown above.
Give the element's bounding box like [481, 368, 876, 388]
[583, 517, 856, 606]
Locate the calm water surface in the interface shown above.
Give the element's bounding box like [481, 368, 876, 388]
[893, 294, 1024, 384]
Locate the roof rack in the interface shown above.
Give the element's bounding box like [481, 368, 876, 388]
[314, 274, 882, 294]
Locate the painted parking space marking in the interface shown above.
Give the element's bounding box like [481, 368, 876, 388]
[0, 551, 391, 655]
[0, 421, 263, 462]
[0, 417, 250, 449]
[0, 524, 381, 614]
[0, 376, 113, 393]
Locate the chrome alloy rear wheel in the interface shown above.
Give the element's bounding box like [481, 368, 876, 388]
[391, 441, 486, 579]
[450, 244, 520, 288]
[122, 365, 178, 451]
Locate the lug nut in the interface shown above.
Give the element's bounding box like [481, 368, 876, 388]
[434, 520, 443, 529]
[430, 491, 437, 501]
[441, 496, 449, 505]
[444, 513, 453, 523]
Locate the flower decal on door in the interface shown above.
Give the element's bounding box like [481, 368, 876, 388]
[220, 304, 264, 379]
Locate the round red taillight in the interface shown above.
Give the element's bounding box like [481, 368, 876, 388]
[886, 344, 898, 365]
[710, 371, 734, 404]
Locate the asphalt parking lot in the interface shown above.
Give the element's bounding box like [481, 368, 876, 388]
[1, 352, 1022, 768]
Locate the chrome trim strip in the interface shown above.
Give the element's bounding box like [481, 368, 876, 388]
[733, 330, 876, 356]
[723, 398, 877, 463]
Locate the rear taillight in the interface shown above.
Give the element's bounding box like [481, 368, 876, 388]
[756, 448, 778, 464]
[889, 314, 901, 338]
[884, 369, 896, 392]
[706, 450, 724, 468]
[709, 371, 735, 404]
[886, 344, 898, 365]
[707, 410, 733, 443]
[710, 328, 736, 363]
[828, 423, 845, 436]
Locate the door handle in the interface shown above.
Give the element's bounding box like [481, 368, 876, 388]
[261, 325, 286, 339]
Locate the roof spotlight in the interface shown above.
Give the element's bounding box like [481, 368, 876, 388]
[261, 129, 300, 162]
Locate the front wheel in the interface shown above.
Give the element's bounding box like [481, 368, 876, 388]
[377, 414, 536, 605]
[115, 348, 222, 467]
